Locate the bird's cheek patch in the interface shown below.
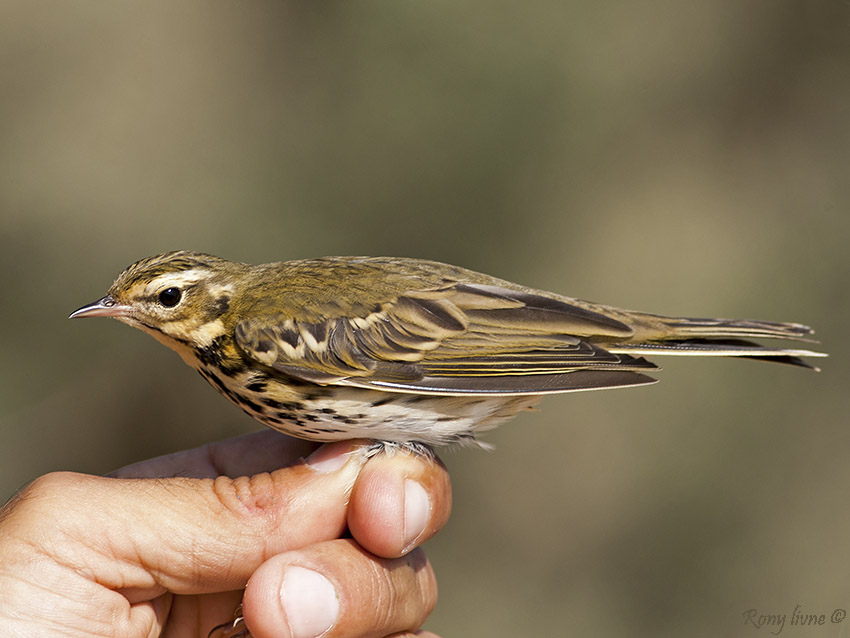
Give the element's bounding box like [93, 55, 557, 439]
[163, 317, 227, 348]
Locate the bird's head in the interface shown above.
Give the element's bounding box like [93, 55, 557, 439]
[70, 251, 244, 350]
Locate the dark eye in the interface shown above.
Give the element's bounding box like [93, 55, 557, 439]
[158, 287, 182, 307]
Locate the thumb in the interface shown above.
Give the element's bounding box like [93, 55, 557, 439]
[14, 441, 364, 600]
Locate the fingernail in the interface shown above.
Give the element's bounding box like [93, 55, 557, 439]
[305, 442, 350, 473]
[280, 566, 339, 638]
[402, 479, 430, 552]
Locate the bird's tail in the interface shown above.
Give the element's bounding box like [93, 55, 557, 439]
[610, 316, 826, 370]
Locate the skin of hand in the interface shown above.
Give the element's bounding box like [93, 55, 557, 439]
[0, 430, 450, 638]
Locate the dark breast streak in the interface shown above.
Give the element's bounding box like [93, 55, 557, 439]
[189, 336, 527, 447]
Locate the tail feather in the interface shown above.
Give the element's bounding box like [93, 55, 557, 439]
[656, 316, 817, 341]
[617, 317, 826, 370]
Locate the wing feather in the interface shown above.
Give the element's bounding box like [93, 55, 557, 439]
[234, 282, 652, 396]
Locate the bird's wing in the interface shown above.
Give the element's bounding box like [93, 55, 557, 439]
[234, 283, 658, 396]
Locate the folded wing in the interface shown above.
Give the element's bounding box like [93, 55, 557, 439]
[234, 283, 658, 396]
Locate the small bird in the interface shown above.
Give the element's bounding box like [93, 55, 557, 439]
[71, 251, 825, 453]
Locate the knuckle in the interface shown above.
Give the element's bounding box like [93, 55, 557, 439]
[11, 472, 89, 520]
[208, 473, 281, 525]
[1, 472, 98, 557]
[21, 471, 82, 500]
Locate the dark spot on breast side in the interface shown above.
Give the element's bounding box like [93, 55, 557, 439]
[202, 369, 229, 392]
[238, 396, 265, 414]
[210, 295, 230, 318]
[262, 398, 300, 411]
[247, 381, 267, 393]
[195, 345, 222, 367]
[195, 336, 244, 377]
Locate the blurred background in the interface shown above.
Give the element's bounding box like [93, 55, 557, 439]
[1, 1, 847, 635]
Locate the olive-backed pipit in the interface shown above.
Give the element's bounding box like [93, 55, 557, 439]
[71, 251, 825, 453]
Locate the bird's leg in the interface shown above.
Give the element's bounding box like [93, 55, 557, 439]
[361, 439, 437, 459]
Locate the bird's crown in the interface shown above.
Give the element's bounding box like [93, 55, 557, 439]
[112, 250, 229, 288]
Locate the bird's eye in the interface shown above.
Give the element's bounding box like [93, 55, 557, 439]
[158, 287, 182, 307]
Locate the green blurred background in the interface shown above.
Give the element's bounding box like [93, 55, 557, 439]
[1, 1, 848, 636]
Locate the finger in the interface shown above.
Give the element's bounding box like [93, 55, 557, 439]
[348, 451, 451, 558]
[11, 442, 366, 598]
[111, 430, 318, 479]
[117, 434, 453, 559]
[243, 538, 437, 638]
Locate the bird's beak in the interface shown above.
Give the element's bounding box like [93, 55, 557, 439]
[69, 295, 133, 319]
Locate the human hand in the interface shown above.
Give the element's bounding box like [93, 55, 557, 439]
[0, 431, 450, 638]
